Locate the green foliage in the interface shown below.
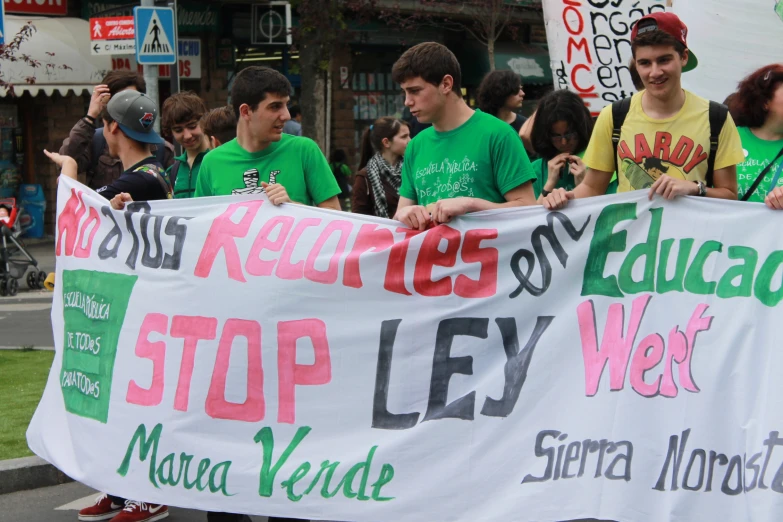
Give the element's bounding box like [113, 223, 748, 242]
[0, 350, 54, 460]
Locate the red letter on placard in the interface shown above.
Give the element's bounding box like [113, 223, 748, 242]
[277, 319, 331, 424]
[455, 229, 499, 298]
[127, 313, 168, 406]
[414, 225, 461, 296]
[206, 319, 265, 422]
[170, 316, 218, 412]
[57, 189, 87, 257]
[194, 201, 263, 282]
[343, 224, 395, 289]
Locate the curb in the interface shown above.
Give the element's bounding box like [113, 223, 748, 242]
[0, 456, 73, 495]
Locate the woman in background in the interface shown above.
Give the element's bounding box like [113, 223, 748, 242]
[352, 117, 410, 218]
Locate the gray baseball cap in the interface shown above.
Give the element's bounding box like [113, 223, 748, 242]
[106, 90, 163, 144]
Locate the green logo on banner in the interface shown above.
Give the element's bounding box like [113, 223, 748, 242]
[60, 270, 138, 424]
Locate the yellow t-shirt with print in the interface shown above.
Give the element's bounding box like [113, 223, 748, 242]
[583, 90, 745, 192]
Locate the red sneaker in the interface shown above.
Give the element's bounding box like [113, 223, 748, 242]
[110, 501, 169, 522]
[78, 493, 124, 521]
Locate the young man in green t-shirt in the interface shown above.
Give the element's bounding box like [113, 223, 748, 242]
[162, 91, 210, 199]
[391, 42, 537, 230]
[194, 66, 341, 210]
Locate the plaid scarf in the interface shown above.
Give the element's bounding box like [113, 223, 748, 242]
[365, 153, 402, 219]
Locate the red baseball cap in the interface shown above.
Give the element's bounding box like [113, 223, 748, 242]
[631, 12, 698, 72]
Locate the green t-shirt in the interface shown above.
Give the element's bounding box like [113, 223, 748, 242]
[736, 126, 783, 203]
[531, 151, 618, 198]
[169, 149, 208, 199]
[399, 109, 535, 206]
[194, 135, 341, 205]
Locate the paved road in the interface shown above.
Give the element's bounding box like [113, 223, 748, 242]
[0, 241, 56, 349]
[0, 481, 271, 522]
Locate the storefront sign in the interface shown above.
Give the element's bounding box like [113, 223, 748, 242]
[4, 0, 67, 16]
[90, 16, 134, 41]
[111, 37, 201, 79]
[82, 0, 220, 35]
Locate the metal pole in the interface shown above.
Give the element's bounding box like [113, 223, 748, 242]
[168, 0, 180, 97]
[141, 0, 160, 133]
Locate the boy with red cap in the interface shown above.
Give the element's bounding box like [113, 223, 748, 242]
[542, 11, 745, 209]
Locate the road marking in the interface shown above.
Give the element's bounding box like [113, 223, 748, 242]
[55, 493, 99, 511]
[0, 303, 52, 312]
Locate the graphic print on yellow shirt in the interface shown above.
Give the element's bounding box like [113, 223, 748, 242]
[583, 91, 745, 193]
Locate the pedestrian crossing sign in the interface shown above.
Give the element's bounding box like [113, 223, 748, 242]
[133, 6, 176, 65]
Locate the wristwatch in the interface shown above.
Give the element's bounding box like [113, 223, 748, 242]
[696, 181, 707, 197]
[542, 189, 552, 197]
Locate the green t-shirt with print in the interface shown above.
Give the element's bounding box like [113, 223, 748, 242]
[194, 134, 341, 205]
[736, 126, 783, 202]
[531, 151, 618, 198]
[399, 109, 535, 206]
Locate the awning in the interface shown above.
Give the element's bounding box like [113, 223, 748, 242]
[0, 16, 111, 97]
[459, 42, 553, 87]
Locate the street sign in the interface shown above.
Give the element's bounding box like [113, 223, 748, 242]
[90, 16, 134, 41]
[251, 1, 292, 46]
[133, 6, 176, 65]
[0, 0, 5, 46]
[91, 39, 135, 56]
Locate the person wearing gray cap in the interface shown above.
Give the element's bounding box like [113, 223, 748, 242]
[44, 90, 171, 522]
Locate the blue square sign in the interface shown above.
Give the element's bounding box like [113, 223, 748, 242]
[0, 0, 6, 46]
[134, 6, 176, 65]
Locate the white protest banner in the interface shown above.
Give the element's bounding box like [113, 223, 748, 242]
[28, 176, 783, 521]
[673, 0, 783, 104]
[541, 0, 668, 115]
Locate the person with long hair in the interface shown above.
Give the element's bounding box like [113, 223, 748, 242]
[726, 64, 783, 207]
[477, 70, 527, 132]
[353, 117, 410, 217]
[529, 89, 597, 200]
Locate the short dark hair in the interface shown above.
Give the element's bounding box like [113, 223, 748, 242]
[289, 105, 301, 119]
[477, 70, 522, 117]
[728, 64, 783, 128]
[530, 89, 594, 160]
[628, 58, 644, 91]
[201, 106, 237, 145]
[632, 29, 686, 59]
[231, 66, 291, 118]
[102, 70, 146, 96]
[392, 42, 462, 93]
[161, 91, 207, 135]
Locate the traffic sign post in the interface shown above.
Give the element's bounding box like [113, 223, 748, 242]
[133, 6, 176, 65]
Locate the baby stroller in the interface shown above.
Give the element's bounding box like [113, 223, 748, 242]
[0, 198, 48, 297]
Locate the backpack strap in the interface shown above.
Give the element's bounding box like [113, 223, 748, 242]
[706, 101, 728, 187]
[168, 160, 182, 194]
[612, 97, 632, 175]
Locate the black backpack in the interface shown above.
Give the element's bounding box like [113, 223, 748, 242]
[611, 98, 728, 187]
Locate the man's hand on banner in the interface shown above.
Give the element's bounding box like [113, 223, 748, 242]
[394, 204, 431, 231]
[110, 193, 133, 211]
[261, 181, 292, 205]
[541, 187, 574, 210]
[430, 197, 474, 224]
[765, 186, 783, 210]
[649, 174, 698, 200]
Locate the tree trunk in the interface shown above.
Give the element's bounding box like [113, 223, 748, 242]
[299, 40, 328, 153]
[488, 38, 496, 71]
